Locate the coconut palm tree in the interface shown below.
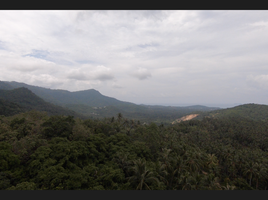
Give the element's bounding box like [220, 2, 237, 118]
[117, 113, 123, 124]
[185, 151, 204, 173]
[253, 162, 267, 189]
[127, 158, 159, 190]
[112, 151, 131, 176]
[203, 173, 222, 190]
[243, 161, 258, 187]
[222, 184, 236, 190]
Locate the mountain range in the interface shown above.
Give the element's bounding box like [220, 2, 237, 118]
[0, 87, 80, 117]
[4, 80, 267, 123]
[0, 80, 223, 123]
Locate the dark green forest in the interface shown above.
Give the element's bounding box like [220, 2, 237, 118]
[0, 87, 82, 118]
[1, 109, 268, 190]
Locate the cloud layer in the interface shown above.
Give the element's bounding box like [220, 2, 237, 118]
[0, 10, 268, 106]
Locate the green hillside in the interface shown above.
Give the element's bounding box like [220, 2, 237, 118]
[0, 81, 220, 123]
[0, 99, 26, 116]
[0, 88, 82, 117]
[1, 81, 132, 107]
[196, 103, 268, 121]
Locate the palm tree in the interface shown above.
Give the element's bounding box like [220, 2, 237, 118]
[112, 152, 131, 176]
[253, 162, 267, 189]
[204, 153, 221, 179]
[206, 154, 219, 169]
[123, 119, 129, 128]
[157, 151, 186, 190]
[117, 113, 123, 124]
[110, 116, 115, 123]
[204, 173, 222, 190]
[243, 161, 258, 187]
[127, 158, 159, 190]
[222, 184, 236, 190]
[126, 119, 136, 135]
[185, 151, 204, 173]
[180, 171, 192, 190]
[185, 172, 205, 190]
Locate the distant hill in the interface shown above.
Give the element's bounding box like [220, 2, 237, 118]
[0, 81, 221, 123]
[0, 87, 81, 117]
[196, 103, 268, 121]
[0, 81, 134, 107]
[0, 81, 14, 90]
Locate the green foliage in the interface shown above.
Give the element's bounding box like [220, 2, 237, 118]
[1, 108, 268, 190]
[0, 87, 80, 117]
[41, 116, 75, 139]
[0, 142, 20, 171]
[7, 181, 36, 190]
[199, 103, 268, 121]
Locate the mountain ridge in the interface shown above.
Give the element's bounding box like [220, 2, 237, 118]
[0, 81, 222, 123]
[1, 81, 135, 107]
[195, 103, 268, 121]
[0, 87, 82, 117]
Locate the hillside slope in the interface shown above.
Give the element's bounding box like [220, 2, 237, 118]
[196, 103, 268, 121]
[0, 87, 81, 117]
[0, 81, 221, 123]
[1, 81, 134, 107]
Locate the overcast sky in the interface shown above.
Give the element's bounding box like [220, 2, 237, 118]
[1, 10, 268, 107]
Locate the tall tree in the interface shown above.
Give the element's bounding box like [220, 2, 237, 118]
[127, 158, 159, 190]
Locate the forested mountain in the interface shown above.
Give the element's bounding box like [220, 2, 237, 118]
[0, 81, 220, 123]
[0, 81, 14, 90]
[0, 81, 136, 107]
[0, 99, 26, 116]
[196, 103, 268, 121]
[1, 82, 268, 190]
[0, 87, 81, 117]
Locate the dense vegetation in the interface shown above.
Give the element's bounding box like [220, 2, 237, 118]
[196, 103, 268, 121]
[1, 110, 268, 190]
[0, 88, 82, 118]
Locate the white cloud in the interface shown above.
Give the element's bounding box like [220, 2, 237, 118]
[1, 10, 268, 105]
[131, 67, 152, 80]
[67, 65, 114, 81]
[0, 50, 56, 72]
[247, 74, 268, 89]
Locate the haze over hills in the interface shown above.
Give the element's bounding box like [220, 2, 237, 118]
[0, 87, 81, 117]
[1, 80, 268, 125]
[1, 81, 139, 107]
[0, 81, 222, 123]
[0, 81, 220, 121]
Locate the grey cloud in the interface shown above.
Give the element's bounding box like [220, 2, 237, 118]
[93, 65, 115, 81]
[67, 65, 114, 81]
[67, 73, 88, 80]
[137, 43, 159, 49]
[131, 68, 152, 80]
[96, 74, 114, 81]
[112, 84, 123, 89]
